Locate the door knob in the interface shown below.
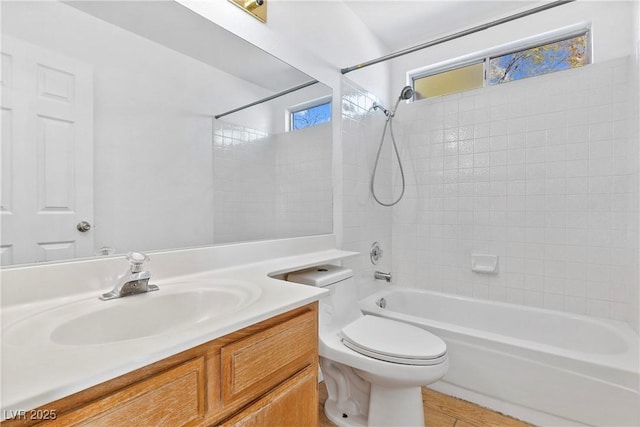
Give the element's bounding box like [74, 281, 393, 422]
[77, 221, 92, 232]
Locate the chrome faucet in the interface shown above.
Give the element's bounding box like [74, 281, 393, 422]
[100, 252, 159, 301]
[374, 271, 392, 282]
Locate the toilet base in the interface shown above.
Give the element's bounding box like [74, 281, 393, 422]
[320, 357, 370, 426]
[324, 383, 425, 427]
[321, 356, 428, 427]
[324, 400, 367, 427]
[368, 384, 424, 427]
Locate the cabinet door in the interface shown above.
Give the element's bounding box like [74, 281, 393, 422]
[49, 358, 205, 427]
[220, 367, 317, 427]
[220, 309, 316, 406]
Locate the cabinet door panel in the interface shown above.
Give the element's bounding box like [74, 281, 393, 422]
[221, 309, 316, 405]
[220, 367, 318, 427]
[50, 358, 205, 427]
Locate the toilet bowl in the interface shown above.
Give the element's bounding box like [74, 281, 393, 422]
[287, 265, 448, 427]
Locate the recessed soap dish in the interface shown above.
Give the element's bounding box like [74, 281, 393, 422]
[471, 254, 498, 274]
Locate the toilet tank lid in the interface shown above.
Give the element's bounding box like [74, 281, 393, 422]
[286, 264, 353, 287]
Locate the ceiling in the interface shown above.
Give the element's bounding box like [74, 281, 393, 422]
[342, 0, 544, 52]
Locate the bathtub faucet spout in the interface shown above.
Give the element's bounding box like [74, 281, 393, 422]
[374, 271, 392, 282]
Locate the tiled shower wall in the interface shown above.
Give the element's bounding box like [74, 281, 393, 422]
[390, 57, 638, 323]
[340, 79, 394, 297]
[274, 125, 333, 239]
[213, 121, 332, 243]
[213, 123, 275, 243]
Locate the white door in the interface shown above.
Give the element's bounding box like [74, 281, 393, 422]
[1, 36, 93, 265]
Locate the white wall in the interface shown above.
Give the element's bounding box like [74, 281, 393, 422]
[213, 121, 332, 244]
[2, 1, 335, 256]
[384, 1, 638, 328]
[186, 2, 640, 324]
[178, 0, 393, 254]
[2, 2, 232, 253]
[9, 0, 635, 326]
[274, 124, 333, 238]
[213, 123, 275, 244]
[391, 57, 636, 324]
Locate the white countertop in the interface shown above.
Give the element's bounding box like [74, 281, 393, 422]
[1, 242, 357, 416]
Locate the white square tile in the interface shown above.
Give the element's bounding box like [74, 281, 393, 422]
[385, 62, 636, 323]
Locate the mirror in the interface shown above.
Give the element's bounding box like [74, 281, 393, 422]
[0, 0, 333, 266]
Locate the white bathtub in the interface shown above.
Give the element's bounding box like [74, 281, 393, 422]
[359, 288, 640, 427]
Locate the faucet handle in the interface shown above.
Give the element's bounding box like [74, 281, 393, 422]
[126, 252, 149, 273]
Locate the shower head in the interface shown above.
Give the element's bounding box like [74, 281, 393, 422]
[399, 86, 414, 100]
[374, 87, 413, 120]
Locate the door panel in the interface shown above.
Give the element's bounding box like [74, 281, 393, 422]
[0, 36, 93, 265]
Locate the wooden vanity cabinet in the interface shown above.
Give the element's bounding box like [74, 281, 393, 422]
[220, 366, 317, 427]
[2, 303, 319, 427]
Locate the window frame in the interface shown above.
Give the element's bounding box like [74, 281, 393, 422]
[407, 24, 592, 99]
[287, 96, 332, 132]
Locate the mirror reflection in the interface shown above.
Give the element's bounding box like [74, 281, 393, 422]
[0, 1, 333, 266]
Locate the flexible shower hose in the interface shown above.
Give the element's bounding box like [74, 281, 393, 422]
[371, 97, 406, 207]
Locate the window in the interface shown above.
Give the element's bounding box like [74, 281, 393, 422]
[410, 30, 590, 100]
[414, 62, 484, 99]
[489, 33, 588, 85]
[290, 100, 331, 131]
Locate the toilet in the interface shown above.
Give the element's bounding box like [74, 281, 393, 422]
[287, 265, 448, 427]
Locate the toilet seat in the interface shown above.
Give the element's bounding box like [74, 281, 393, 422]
[339, 315, 447, 366]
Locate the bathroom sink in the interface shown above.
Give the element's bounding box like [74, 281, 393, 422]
[3, 279, 262, 346]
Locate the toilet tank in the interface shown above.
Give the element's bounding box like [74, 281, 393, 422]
[286, 264, 353, 287]
[287, 265, 362, 326]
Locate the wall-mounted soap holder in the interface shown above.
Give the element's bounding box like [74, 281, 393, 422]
[471, 254, 498, 274]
